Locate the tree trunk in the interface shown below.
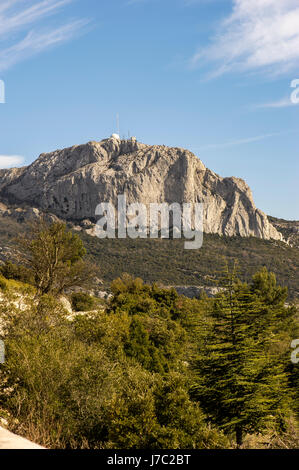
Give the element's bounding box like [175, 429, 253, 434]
[236, 426, 243, 447]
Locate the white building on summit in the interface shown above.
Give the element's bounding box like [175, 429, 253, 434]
[110, 133, 120, 140]
[110, 133, 137, 143]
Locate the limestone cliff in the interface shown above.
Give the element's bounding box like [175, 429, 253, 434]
[0, 136, 282, 240]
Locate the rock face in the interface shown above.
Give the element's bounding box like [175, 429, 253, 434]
[0, 136, 282, 240]
[0, 203, 59, 225]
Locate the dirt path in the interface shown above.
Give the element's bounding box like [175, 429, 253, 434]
[0, 426, 45, 449]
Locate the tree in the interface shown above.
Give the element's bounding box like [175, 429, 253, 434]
[17, 219, 98, 296]
[1, 289, 227, 450]
[109, 274, 187, 372]
[251, 268, 299, 422]
[250, 267, 297, 343]
[250, 266, 288, 306]
[192, 264, 293, 446]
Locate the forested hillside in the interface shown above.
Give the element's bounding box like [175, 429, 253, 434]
[0, 215, 298, 299]
[0, 222, 298, 449]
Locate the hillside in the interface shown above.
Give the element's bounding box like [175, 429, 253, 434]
[269, 216, 299, 248]
[0, 245, 298, 449]
[0, 136, 297, 299]
[80, 231, 299, 299]
[0, 214, 298, 299]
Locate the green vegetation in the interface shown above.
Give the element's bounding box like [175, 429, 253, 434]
[192, 265, 297, 446]
[0, 261, 34, 285]
[80, 231, 299, 300]
[16, 220, 98, 296]
[0, 278, 227, 449]
[0, 221, 298, 449]
[71, 292, 97, 312]
[0, 214, 298, 299]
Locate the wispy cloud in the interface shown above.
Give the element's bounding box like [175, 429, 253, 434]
[191, 0, 299, 78]
[0, 155, 24, 168]
[253, 97, 296, 109]
[183, 0, 229, 5]
[126, 0, 220, 6]
[0, 0, 88, 73]
[0, 20, 88, 72]
[126, 0, 149, 5]
[198, 132, 284, 151]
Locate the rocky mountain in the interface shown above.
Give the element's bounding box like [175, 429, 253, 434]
[268, 216, 299, 248]
[0, 135, 283, 240]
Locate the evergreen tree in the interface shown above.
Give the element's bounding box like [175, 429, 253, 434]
[192, 264, 293, 446]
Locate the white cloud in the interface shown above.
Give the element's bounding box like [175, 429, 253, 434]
[191, 0, 299, 77]
[0, 1, 72, 37]
[199, 132, 283, 150]
[0, 155, 25, 168]
[0, 1, 88, 72]
[126, 0, 148, 5]
[253, 97, 296, 109]
[183, 0, 228, 5]
[0, 20, 88, 72]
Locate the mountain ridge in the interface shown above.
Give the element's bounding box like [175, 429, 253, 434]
[0, 136, 284, 241]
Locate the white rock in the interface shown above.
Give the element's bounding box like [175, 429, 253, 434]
[0, 138, 283, 241]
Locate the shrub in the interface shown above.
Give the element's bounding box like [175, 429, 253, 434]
[71, 292, 96, 312]
[0, 275, 7, 291]
[0, 261, 34, 285]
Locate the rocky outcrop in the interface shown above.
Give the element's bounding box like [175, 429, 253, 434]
[0, 167, 25, 192]
[172, 285, 223, 298]
[0, 136, 283, 240]
[0, 203, 59, 225]
[268, 216, 299, 248]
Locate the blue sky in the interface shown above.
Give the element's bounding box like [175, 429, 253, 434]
[0, 0, 298, 219]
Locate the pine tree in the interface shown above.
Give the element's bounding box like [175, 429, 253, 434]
[192, 263, 293, 446]
[251, 267, 299, 422]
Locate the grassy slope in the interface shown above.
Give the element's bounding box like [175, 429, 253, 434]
[81, 231, 299, 299]
[0, 215, 298, 299]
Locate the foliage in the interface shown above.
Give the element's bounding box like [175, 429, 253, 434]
[0, 261, 34, 285]
[79, 230, 299, 299]
[0, 214, 298, 298]
[16, 219, 98, 295]
[0, 275, 7, 291]
[109, 275, 187, 372]
[71, 292, 96, 312]
[0, 257, 298, 449]
[0, 293, 225, 449]
[191, 265, 297, 446]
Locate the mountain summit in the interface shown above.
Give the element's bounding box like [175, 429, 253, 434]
[0, 136, 282, 241]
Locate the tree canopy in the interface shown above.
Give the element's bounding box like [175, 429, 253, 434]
[17, 219, 98, 295]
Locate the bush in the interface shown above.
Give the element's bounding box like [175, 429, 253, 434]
[71, 292, 96, 312]
[0, 300, 227, 449]
[0, 261, 34, 285]
[0, 275, 7, 291]
[0, 271, 297, 449]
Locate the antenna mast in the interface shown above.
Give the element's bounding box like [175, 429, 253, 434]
[116, 113, 120, 137]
